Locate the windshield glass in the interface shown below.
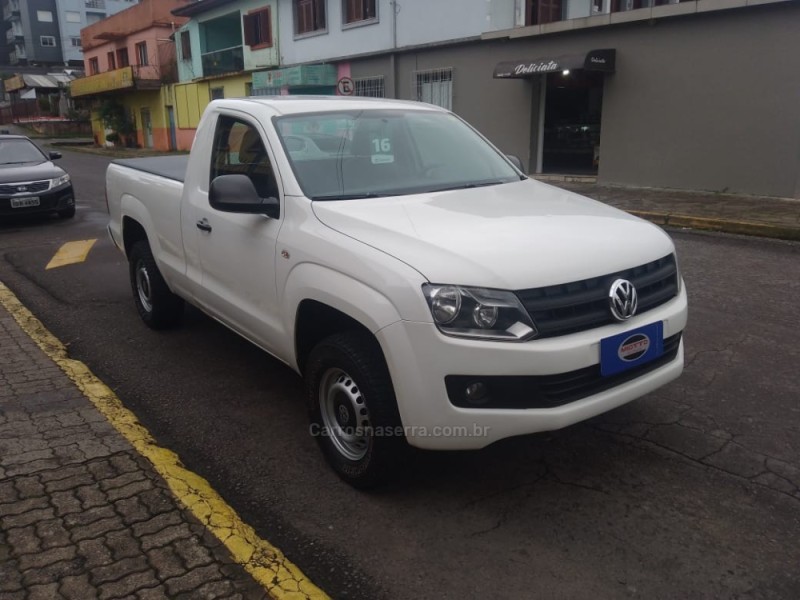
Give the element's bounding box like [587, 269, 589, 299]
[274, 110, 521, 200]
[0, 139, 47, 165]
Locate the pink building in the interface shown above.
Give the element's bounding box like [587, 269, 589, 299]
[71, 0, 190, 150]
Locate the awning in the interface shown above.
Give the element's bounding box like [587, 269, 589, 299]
[494, 49, 615, 79]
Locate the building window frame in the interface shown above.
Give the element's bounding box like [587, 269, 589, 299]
[180, 30, 192, 61]
[37, 10, 54, 22]
[342, 0, 378, 28]
[65, 11, 82, 23]
[40, 35, 57, 48]
[293, 0, 327, 39]
[107, 51, 116, 70]
[413, 67, 453, 111]
[243, 6, 273, 50]
[88, 57, 99, 75]
[135, 41, 148, 66]
[117, 47, 130, 68]
[70, 37, 82, 47]
[354, 75, 384, 98]
[210, 87, 225, 101]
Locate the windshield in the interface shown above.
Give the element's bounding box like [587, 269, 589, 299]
[0, 139, 47, 165]
[274, 110, 521, 200]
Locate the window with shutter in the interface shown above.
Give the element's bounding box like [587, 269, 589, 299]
[180, 30, 192, 60]
[244, 7, 272, 48]
[294, 0, 326, 35]
[344, 0, 376, 24]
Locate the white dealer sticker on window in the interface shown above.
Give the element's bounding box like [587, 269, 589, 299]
[370, 138, 394, 164]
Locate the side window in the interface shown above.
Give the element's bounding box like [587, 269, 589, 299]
[210, 116, 279, 200]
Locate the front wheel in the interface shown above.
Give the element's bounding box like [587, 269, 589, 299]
[57, 205, 75, 219]
[128, 241, 184, 329]
[306, 332, 407, 488]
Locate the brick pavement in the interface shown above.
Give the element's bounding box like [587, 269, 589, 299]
[0, 304, 267, 599]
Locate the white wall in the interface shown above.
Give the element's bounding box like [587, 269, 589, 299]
[277, 0, 519, 65]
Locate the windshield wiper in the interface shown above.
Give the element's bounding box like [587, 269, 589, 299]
[428, 180, 507, 193]
[311, 192, 384, 201]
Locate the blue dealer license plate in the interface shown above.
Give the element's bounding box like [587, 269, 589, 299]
[600, 322, 664, 377]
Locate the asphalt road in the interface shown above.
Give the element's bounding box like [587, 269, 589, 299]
[1, 148, 799, 599]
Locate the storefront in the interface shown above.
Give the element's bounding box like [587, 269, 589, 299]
[494, 50, 615, 175]
[251, 64, 340, 96]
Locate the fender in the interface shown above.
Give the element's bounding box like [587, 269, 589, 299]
[281, 262, 404, 370]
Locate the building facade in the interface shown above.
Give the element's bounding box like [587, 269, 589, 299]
[70, 0, 189, 149]
[0, 0, 138, 67]
[260, 0, 800, 198]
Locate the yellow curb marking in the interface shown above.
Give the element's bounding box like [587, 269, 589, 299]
[46, 239, 98, 270]
[0, 282, 328, 600]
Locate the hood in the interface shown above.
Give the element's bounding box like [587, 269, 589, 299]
[312, 179, 675, 290]
[0, 161, 64, 184]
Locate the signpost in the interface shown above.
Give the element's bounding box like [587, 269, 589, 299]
[337, 77, 354, 96]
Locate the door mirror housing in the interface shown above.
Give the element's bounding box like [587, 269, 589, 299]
[209, 174, 279, 218]
[49, 151, 62, 160]
[506, 154, 523, 172]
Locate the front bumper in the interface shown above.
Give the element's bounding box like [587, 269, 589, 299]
[0, 184, 75, 217]
[377, 285, 688, 450]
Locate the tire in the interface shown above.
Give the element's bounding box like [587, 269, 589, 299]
[128, 241, 184, 329]
[306, 331, 408, 488]
[57, 205, 75, 219]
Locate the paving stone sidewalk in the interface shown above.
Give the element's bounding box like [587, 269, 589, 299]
[0, 305, 266, 599]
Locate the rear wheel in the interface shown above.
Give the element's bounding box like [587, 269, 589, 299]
[128, 241, 183, 329]
[306, 332, 407, 488]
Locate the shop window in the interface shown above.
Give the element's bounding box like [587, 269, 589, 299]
[343, 0, 376, 24]
[525, 0, 563, 25]
[135, 42, 148, 66]
[117, 48, 129, 68]
[244, 7, 273, 49]
[89, 57, 99, 75]
[180, 31, 192, 60]
[294, 0, 326, 36]
[354, 76, 384, 98]
[413, 68, 453, 111]
[107, 51, 116, 70]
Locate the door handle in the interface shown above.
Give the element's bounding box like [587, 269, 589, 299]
[196, 218, 212, 233]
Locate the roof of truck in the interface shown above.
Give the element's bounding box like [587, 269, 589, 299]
[214, 96, 448, 116]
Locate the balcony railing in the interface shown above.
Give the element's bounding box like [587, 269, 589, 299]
[3, 4, 21, 21]
[201, 46, 244, 78]
[5, 28, 23, 44]
[85, 0, 106, 9]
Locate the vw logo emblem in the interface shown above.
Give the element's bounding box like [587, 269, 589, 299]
[608, 279, 638, 321]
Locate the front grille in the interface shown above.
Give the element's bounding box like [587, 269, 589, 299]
[516, 254, 679, 339]
[446, 332, 682, 410]
[0, 180, 50, 196]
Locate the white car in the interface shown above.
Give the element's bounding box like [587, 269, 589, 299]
[106, 97, 688, 487]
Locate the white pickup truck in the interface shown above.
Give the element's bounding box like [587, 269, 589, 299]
[107, 97, 688, 487]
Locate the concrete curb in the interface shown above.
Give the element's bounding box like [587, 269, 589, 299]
[628, 210, 800, 242]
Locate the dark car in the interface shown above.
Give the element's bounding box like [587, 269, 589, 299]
[0, 135, 75, 219]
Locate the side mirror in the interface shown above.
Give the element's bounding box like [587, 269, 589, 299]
[506, 154, 523, 172]
[49, 151, 62, 160]
[209, 174, 279, 218]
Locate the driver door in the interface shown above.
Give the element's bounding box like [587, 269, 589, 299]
[187, 113, 285, 354]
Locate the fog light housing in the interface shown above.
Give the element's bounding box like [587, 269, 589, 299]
[464, 382, 489, 405]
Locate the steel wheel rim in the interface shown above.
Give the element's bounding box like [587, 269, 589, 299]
[319, 368, 371, 461]
[135, 262, 153, 313]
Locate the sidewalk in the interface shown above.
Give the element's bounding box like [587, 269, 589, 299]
[0, 302, 268, 598]
[546, 179, 800, 241]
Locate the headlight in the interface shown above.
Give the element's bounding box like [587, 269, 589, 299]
[50, 174, 70, 188]
[422, 284, 537, 341]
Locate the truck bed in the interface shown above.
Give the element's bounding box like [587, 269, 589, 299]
[113, 155, 189, 183]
